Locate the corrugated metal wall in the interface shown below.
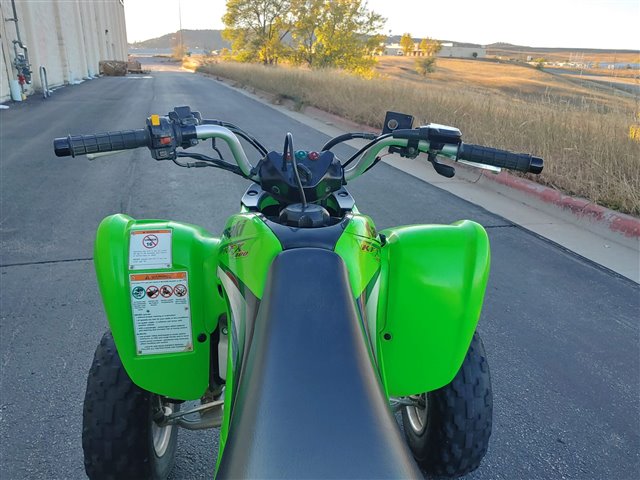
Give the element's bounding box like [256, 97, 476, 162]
[0, 0, 128, 103]
[439, 46, 487, 59]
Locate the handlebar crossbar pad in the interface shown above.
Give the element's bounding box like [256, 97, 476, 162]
[54, 129, 149, 157]
[458, 143, 543, 174]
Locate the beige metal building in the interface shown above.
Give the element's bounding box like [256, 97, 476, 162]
[384, 42, 486, 59]
[1, 0, 127, 103]
[439, 43, 486, 59]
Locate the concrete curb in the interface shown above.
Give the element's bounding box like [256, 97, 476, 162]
[484, 171, 640, 238]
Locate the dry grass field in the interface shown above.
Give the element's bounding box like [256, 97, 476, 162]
[377, 57, 638, 109]
[197, 57, 640, 215]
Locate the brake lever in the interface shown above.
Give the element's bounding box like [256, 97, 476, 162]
[428, 153, 455, 178]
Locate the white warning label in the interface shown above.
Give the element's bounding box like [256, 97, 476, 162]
[129, 229, 172, 270]
[129, 271, 193, 355]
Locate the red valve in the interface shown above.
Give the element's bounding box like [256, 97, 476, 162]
[308, 151, 320, 160]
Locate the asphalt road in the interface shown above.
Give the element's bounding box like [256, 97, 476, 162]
[543, 67, 640, 95]
[1, 64, 639, 479]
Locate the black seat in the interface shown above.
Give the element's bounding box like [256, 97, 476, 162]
[216, 248, 421, 479]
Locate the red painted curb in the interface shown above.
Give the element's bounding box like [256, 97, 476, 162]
[484, 171, 640, 238]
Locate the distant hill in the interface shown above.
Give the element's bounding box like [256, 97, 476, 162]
[129, 30, 636, 59]
[485, 43, 639, 64]
[129, 29, 230, 52]
[131, 31, 487, 52]
[486, 42, 637, 54]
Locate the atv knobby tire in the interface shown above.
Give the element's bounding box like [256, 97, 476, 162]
[82, 331, 179, 480]
[402, 331, 493, 477]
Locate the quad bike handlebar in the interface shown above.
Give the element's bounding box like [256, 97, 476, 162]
[53, 106, 543, 185]
[54, 123, 258, 179]
[458, 143, 543, 174]
[53, 129, 149, 157]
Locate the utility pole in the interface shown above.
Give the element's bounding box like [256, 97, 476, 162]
[178, 0, 184, 55]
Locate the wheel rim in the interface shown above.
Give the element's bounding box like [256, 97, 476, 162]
[151, 400, 174, 457]
[405, 394, 428, 435]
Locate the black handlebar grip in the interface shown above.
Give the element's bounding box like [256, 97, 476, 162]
[53, 128, 149, 157]
[458, 143, 543, 174]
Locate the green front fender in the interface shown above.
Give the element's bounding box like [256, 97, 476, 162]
[94, 214, 227, 400]
[377, 220, 490, 396]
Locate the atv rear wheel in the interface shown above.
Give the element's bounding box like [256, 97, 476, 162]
[401, 331, 493, 477]
[82, 331, 179, 480]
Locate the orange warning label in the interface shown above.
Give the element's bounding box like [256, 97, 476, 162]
[130, 270, 192, 355]
[130, 272, 186, 282]
[130, 229, 172, 235]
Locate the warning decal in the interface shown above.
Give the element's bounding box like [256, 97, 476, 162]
[129, 271, 193, 356]
[129, 229, 172, 270]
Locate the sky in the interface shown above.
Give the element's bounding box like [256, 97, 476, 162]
[124, 0, 640, 50]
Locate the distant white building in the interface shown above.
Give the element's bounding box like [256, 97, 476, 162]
[382, 41, 486, 59]
[383, 43, 404, 56]
[438, 43, 486, 59]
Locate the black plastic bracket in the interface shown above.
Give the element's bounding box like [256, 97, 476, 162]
[382, 111, 414, 134]
[241, 183, 270, 211]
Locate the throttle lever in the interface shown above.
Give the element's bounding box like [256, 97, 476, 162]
[87, 150, 126, 160]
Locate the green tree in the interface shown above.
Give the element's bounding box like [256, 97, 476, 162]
[291, 0, 386, 73]
[290, 0, 324, 66]
[419, 37, 441, 57]
[534, 57, 547, 69]
[418, 38, 428, 56]
[415, 56, 436, 75]
[222, 0, 292, 65]
[400, 33, 414, 56]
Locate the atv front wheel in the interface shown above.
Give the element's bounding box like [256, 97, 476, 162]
[82, 331, 179, 480]
[401, 331, 493, 477]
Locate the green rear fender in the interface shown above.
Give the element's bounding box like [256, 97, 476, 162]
[378, 220, 490, 397]
[94, 214, 227, 400]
